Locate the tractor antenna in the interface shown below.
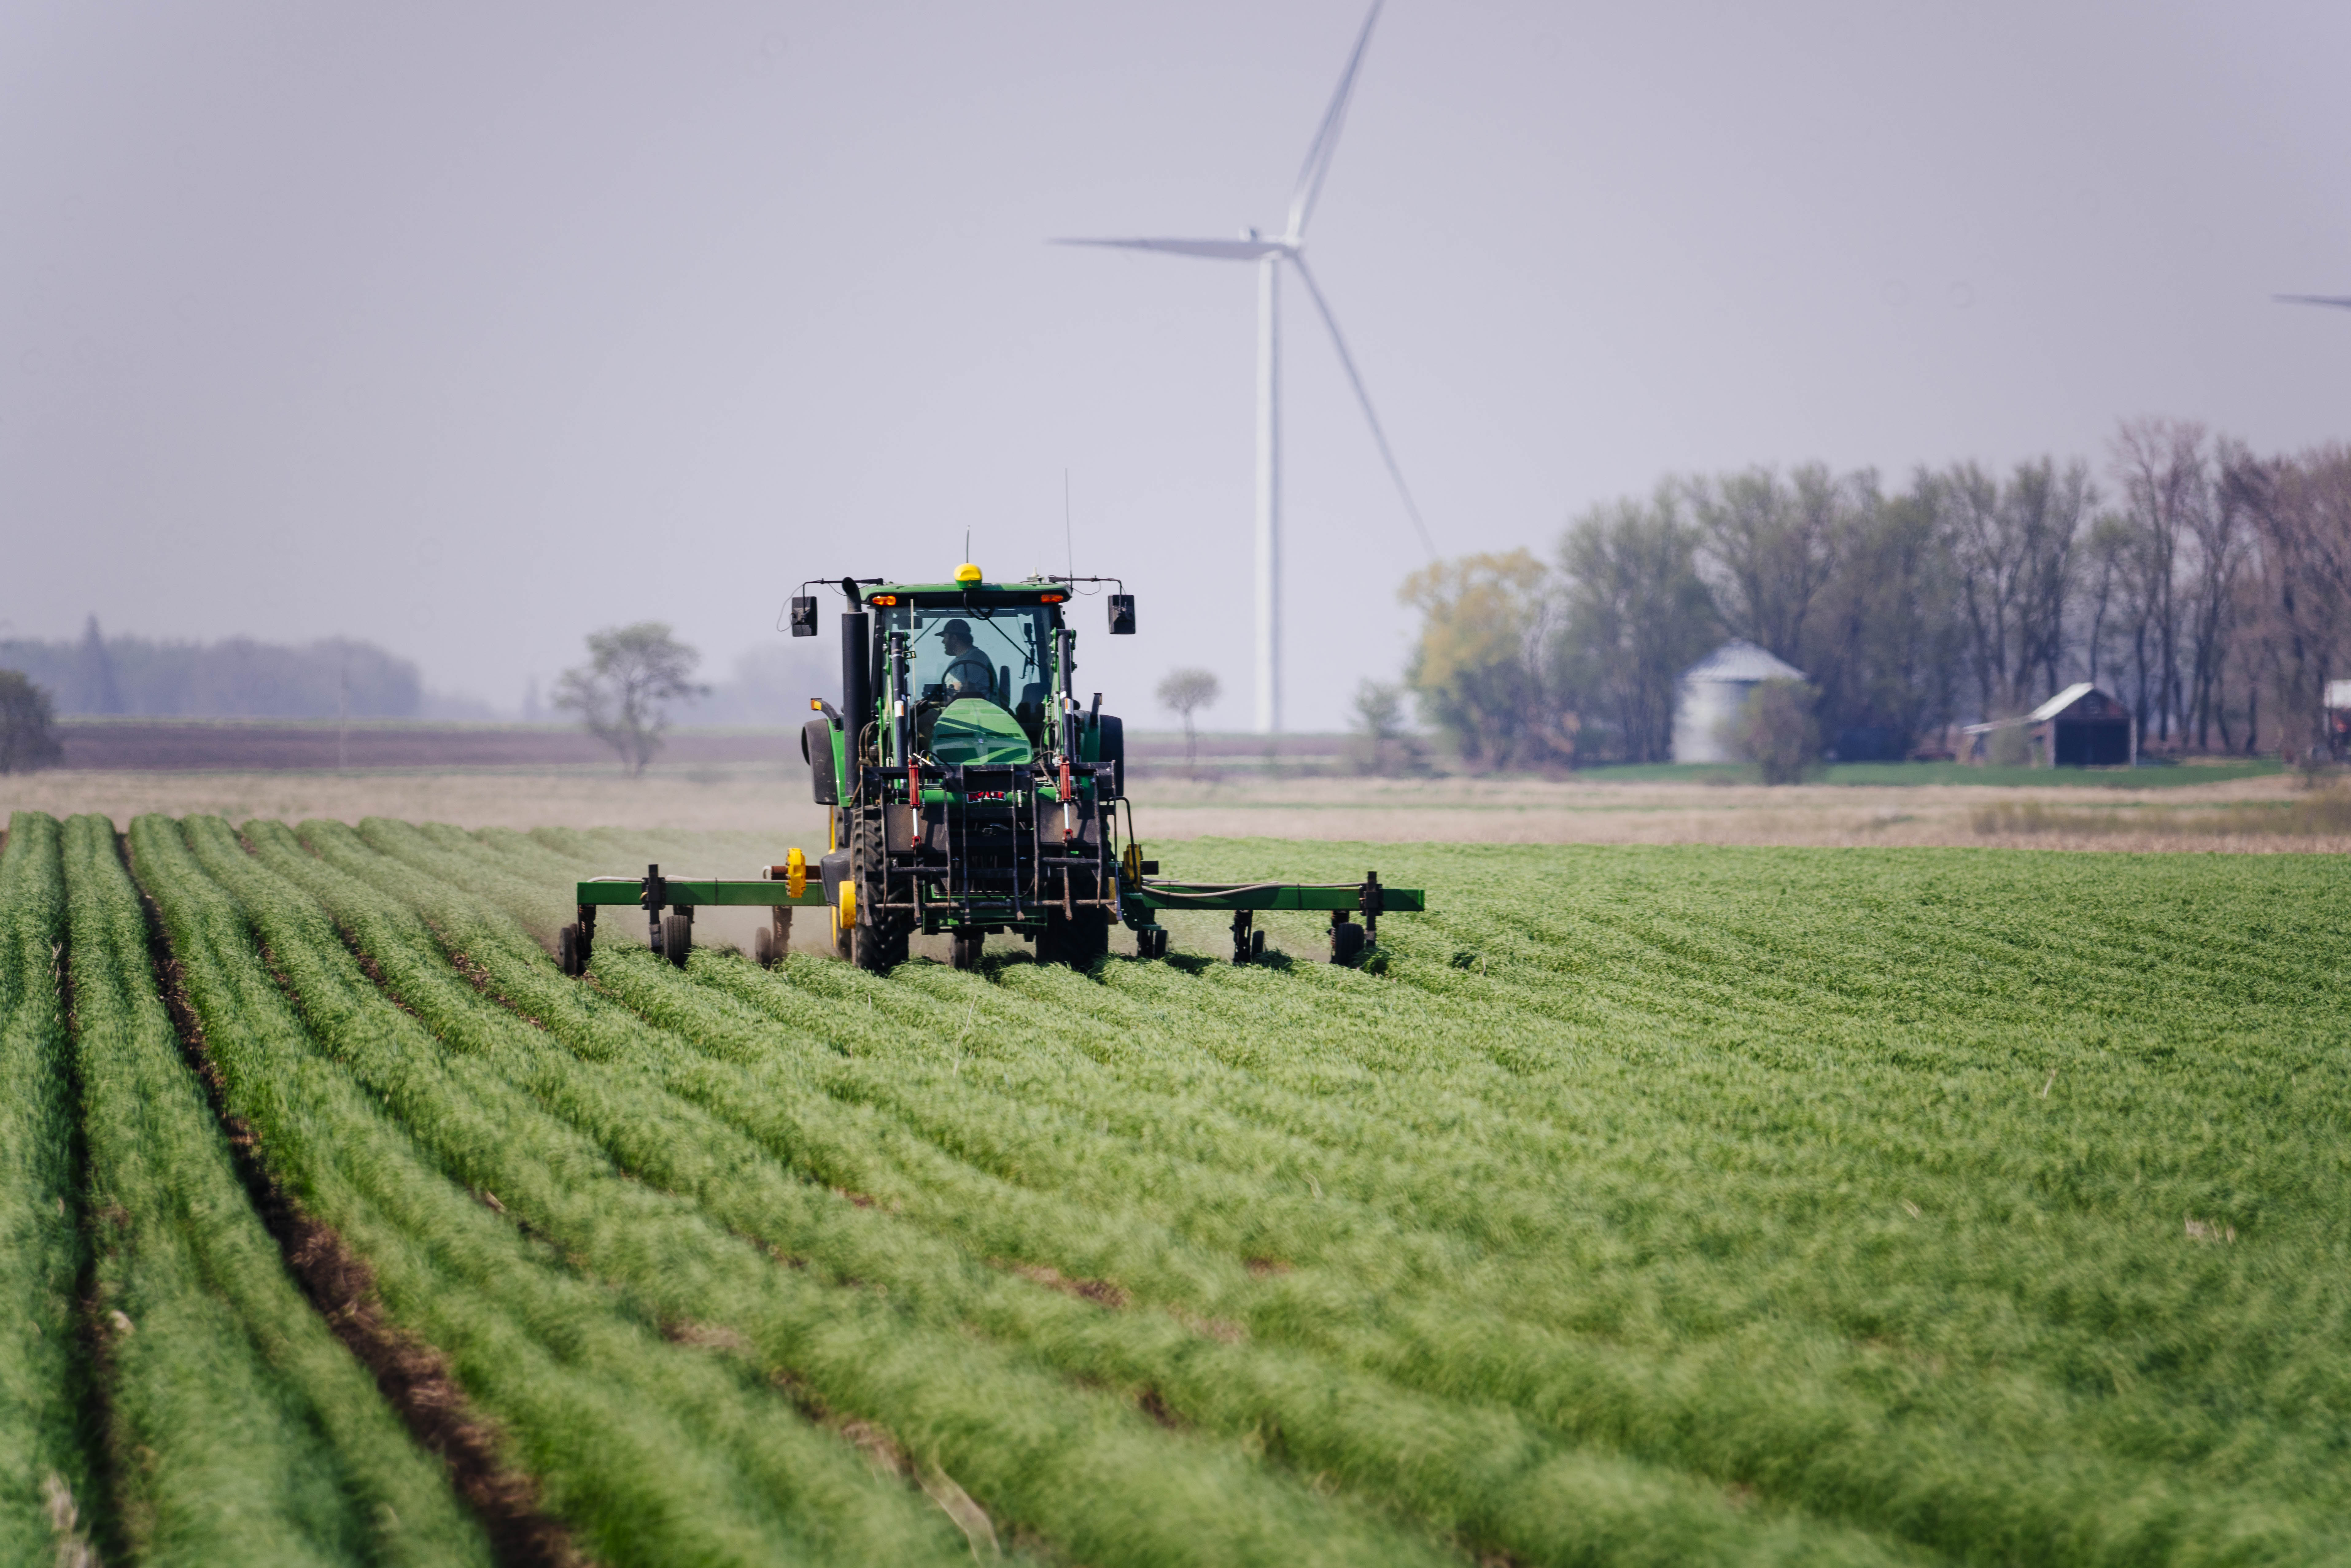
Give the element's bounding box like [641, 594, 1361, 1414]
[964, 525, 971, 563]
[1063, 468, 1074, 581]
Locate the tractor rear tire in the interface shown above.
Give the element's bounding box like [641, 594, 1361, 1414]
[851, 919, 906, 972]
[557, 923, 583, 977]
[662, 913, 692, 968]
[753, 925, 777, 968]
[847, 804, 906, 972]
[1330, 921, 1366, 965]
[950, 930, 984, 970]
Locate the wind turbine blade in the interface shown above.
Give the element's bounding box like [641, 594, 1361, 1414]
[1290, 255, 1434, 559]
[1052, 236, 1289, 261]
[1285, 0, 1385, 244]
[2275, 293, 2351, 309]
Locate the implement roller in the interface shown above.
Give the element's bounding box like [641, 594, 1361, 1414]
[557, 565, 1424, 975]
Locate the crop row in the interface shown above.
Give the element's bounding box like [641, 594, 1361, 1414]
[287, 817, 1890, 1565]
[428, 819, 2351, 1565]
[5, 804, 2345, 1565]
[0, 815, 90, 1564]
[63, 813, 491, 1567]
[133, 811, 989, 1568]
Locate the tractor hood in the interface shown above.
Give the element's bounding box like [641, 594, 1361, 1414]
[929, 698, 1033, 767]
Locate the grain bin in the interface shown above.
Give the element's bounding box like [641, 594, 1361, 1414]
[1671, 640, 1807, 764]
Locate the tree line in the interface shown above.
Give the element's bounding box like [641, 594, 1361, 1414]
[0, 618, 424, 719]
[1401, 420, 2351, 768]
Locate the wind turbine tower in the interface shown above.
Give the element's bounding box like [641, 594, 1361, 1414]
[1057, 1, 1433, 734]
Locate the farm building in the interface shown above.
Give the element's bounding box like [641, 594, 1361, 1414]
[1962, 682, 2136, 767]
[1671, 640, 1806, 763]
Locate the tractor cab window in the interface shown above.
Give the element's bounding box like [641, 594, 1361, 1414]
[886, 602, 1053, 730]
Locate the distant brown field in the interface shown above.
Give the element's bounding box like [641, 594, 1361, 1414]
[54, 719, 797, 771]
[7, 753, 2343, 856]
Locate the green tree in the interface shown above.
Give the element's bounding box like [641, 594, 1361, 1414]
[554, 623, 707, 776]
[1400, 550, 1565, 769]
[0, 670, 64, 773]
[1728, 678, 1821, 784]
[1346, 680, 1424, 776]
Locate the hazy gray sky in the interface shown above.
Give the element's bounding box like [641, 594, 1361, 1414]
[6, 2, 2346, 728]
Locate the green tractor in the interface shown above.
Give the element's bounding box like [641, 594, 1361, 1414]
[556, 565, 1422, 975]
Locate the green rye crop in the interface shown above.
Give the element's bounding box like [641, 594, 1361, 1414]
[2, 807, 2346, 1566]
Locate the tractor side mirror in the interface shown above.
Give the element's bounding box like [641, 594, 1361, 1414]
[788, 596, 817, 636]
[1108, 594, 1136, 635]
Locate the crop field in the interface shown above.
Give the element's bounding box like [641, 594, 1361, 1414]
[1, 811, 2346, 1566]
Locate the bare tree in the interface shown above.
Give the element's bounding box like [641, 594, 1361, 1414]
[2079, 512, 2134, 688]
[2226, 444, 2351, 771]
[1687, 464, 1845, 665]
[1154, 667, 1220, 772]
[2184, 439, 2251, 749]
[2109, 419, 2208, 745]
[1943, 458, 2090, 718]
[1805, 471, 1964, 758]
[554, 622, 707, 776]
[1552, 496, 1716, 763]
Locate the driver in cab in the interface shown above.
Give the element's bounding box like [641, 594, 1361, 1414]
[937, 620, 996, 703]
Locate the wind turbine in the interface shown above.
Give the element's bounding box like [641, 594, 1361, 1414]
[1055, 0, 1433, 735]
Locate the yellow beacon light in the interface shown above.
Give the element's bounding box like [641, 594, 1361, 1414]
[956, 563, 983, 584]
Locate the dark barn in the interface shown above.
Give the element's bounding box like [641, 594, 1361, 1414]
[2042, 684, 2134, 766]
[1964, 683, 2137, 768]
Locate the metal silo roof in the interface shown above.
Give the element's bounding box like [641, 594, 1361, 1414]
[1679, 639, 1806, 683]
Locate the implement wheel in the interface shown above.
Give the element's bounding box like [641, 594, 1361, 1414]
[950, 930, 984, 971]
[753, 925, 777, 968]
[557, 923, 584, 977]
[661, 913, 692, 968]
[1330, 919, 1366, 965]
